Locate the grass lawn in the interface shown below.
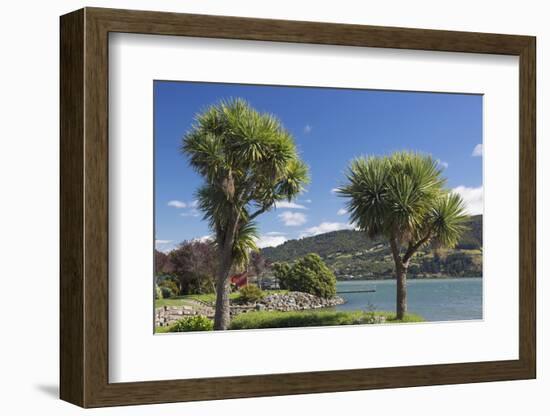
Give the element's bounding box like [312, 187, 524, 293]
[154, 325, 172, 334]
[229, 310, 424, 330]
[155, 309, 424, 333]
[154, 297, 200, 308]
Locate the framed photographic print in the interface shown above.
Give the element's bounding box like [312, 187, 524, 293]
[60, 7, 536, 408]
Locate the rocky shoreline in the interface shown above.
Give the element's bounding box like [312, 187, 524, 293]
[254, 291, 345, 311]
[155, 291, 346, 327]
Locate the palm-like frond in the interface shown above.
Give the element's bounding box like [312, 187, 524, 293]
[276, 159, 310, 199]
[182, 98, 309, 210]
[428, 192, 469, 249]
[196, 184, 234, 242]
[182, 132, 228, 181]
[339, 151, 467, 249]
[232, 220, 259, 269]
[338, 156, 390, 238]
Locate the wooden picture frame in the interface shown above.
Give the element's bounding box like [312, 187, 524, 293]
[60, 7, 536, 408]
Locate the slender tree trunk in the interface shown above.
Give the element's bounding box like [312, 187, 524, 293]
[389, 236, 408, 320]
[213, 215, 239, 330]
[213, 246, 233, 330]
[395, 262, 408, 320]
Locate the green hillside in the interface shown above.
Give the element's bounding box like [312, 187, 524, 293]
[262, 215, 482, 280]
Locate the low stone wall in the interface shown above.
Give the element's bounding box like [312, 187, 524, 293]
[230, 292, 346, 315]
[155, 292, 346, 327]
[254, 291, 345, 312]
[155, 300, 214, 327]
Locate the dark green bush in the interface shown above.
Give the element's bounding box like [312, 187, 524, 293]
[276, 254, 337, 298]
[160, 286, 174, 299]
[290, 254, 337, 298]
[159, 279, 179, 298]
[272, 262, 291, 289]
[238, 284, 265, 304]
[169, 315, 214, 332]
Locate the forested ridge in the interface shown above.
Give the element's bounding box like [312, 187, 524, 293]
[262, 215, 482, 279]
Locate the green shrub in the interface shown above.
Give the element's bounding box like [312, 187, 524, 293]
[155, 284, 163, 299]
[159, 279, 179, 298]
[285, 253, 337, 298]
[238, 284, 265, 303]
[169, 315, 214, 332]
[160, 286, 174, 299]
[273, 262, 291, 289]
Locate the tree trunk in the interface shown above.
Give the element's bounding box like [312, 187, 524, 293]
[395, 263, 408, 320]
[213, 216, 239, 330]
[389, 236, 408, 320]
[213, 248, 232, 330]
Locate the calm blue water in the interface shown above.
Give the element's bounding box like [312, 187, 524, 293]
[335, 278, 482, 321]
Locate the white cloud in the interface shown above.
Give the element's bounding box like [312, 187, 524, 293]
[256, 234, 288, 248]
[436, 159, 449, 169]
[472, 144, 483, 157]
[190, 200, 199, 208]
[193, 235, 213, 243]
[168, 200, 186, 208]
[278, 211, 307, 226]
[180, 209, 200, 217]
[155, 239, 175, 253]
[337, 208, 347, 216]
[266, 231, 286, 236]
[330, 188, 340, 194]
[274, 201, 307, 210]
[303, 199, 312, 204]
[452, 185, 483, 215]
[304, 124, 312, 134]
[300, 222, 353, 238]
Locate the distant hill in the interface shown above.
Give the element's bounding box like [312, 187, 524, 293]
[262, 215, 482, 279]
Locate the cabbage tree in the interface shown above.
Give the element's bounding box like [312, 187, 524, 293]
[182, 99, 309, 329]
[338, 152, 468, 319]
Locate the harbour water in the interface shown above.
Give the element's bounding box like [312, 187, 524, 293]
[335, 277, 482, 321]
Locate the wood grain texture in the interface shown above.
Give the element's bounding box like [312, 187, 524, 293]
[83, 10, 110, 406]
[59, 8, 85, 407]
[59, 7, 537, 408]
[518, 38, 536, 375]
[88, 7, 532, 54]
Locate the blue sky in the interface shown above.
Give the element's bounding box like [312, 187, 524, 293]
[154, 81, 483, 252]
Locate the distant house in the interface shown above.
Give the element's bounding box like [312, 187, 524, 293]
[230, 271, 248, 288]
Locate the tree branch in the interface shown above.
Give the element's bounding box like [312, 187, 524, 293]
[249, 205, 269, 221]
[403, 229, 432, 263]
